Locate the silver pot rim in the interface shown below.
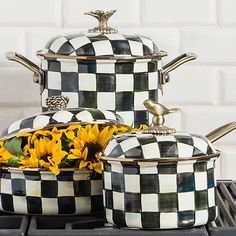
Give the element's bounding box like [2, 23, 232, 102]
[99, 151, 220, 163]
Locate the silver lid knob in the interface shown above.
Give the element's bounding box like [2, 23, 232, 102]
[46, 95, 69, 111]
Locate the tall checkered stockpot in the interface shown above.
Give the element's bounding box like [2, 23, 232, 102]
[6, 10, 196, 127]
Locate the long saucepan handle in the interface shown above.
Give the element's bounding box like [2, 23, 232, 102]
[160, 53, 197, 93]
[6, 51, 44, 84]
[206, 122, 236, 143]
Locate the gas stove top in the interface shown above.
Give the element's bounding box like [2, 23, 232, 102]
[0, 180, 234, 236]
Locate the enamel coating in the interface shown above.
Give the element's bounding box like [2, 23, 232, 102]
[102, 159, 218, 229]
[0, 169, 102, 215]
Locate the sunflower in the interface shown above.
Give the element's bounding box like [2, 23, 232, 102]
[0, 123, 147, 175]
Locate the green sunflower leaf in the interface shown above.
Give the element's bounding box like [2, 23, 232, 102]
[4, 137, 23, 156]
[7, 156, 20, 167]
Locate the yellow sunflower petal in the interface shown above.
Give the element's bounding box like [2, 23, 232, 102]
[79, 160, 88, 170]
[49, 165, 60, 175]
[82, 147, 88, 161]
[92, 162, 102, 174]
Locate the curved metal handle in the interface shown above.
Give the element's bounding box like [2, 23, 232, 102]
[6, 51, 44, 84]
[206, 122, 236, 143]
[160, 53, 197, 93]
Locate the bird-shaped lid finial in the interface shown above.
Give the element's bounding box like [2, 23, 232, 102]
[85, 10, 118, 34]
[143, 100, 180, 135]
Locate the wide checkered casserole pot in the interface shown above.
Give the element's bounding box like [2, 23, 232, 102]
[6, 9, 196, 127]
[99, 100, 236, 229]
[0, 97, 126, 215]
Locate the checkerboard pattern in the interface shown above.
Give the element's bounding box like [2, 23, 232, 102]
[44, 33, 159, 57]
[0, 169, 103, 215]
[103, 159, 218, 229]
[0, 108, 124, 140]
[103, 132, 217, 159]
[40, 58, 160, 127]
[40, 33, 161, 127]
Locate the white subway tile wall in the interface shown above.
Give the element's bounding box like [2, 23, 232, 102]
[0, 0, 236, 179]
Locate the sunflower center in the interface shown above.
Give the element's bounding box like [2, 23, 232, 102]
[87, 143, 102, 161]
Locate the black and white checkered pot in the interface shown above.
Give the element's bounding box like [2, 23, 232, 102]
[0, 168, 103, 215]
[100, 132, 219, 229]
[0, 106, 126, 215]
[6, 10, 196, 127]
[99, 101, 236, 229]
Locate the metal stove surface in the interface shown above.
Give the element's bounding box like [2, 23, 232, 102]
[0, 180, 235, 236]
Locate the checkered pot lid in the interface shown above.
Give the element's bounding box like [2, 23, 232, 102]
[0, 108, 126, 141]
[102, 131, 218, 160]
[39, 33, 160, 58]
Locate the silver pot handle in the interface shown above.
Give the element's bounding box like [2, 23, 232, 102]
[160, 53, 197, 93]
[6, 51, 44, 84]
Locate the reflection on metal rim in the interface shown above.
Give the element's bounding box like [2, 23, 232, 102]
[36, 50, 167, 61]
[0, 166, 93, 173]
[99, 152, 220, 163]
[0, 122, 129, 142]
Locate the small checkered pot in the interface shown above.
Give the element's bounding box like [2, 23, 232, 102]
[0, 101, 127, 215]
[99, 100, 236, 229]
[5, 10, 196, 127]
